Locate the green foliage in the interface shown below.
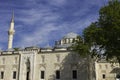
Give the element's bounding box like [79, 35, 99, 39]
[73, 0, 120, 62]
[72, 36, 90, 57]
[98, 0, 120, 61]
[83, 23, 103, 57]
[83, 22, 103, 45]
[14, 48, 19, 51]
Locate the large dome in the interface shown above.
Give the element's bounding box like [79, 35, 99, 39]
[63, 32, 78, 39]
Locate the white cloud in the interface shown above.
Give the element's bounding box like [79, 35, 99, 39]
[48, 0, 67, 6]
[16, 23, 58, 47]
[14, 1, 100, 47]
[16, 8, 60, 24]
[0, 0, 108, 49]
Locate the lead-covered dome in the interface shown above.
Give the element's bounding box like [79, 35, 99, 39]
[63, 32, 78, 39]
[55, 32, 79, 48]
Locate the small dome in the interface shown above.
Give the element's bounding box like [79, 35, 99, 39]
[63, 32, 78, 39]
[45, 44, 52, 49]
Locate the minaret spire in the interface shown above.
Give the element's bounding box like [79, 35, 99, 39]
[11, 11, 14, 22]
[8, 11, 15, 49]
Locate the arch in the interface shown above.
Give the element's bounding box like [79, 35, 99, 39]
[54, 63, 61, 70]
[12, 67, 17, 71]
[39, 64, 46, 70]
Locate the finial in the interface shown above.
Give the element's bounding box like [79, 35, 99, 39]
[11, 11, 14, 22]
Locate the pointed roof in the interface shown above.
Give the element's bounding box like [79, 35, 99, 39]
[11, 11, 14, 22]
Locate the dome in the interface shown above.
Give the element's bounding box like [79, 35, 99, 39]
[45, 44, 52, 49]
[63, 32, 78, 39]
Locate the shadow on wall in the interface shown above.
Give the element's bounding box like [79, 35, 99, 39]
[48, 52, 94, 80]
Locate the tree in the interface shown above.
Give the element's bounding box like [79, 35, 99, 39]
[14, 48, 19, 51]
[73, 0, 120, 62]
[98, 0, 120, 62]
[83, 22, 102, 58]
[72, 1, 120, 79]
[72, 36, 90, 57]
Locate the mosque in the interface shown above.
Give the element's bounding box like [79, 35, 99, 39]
[0, 13, 119, 80]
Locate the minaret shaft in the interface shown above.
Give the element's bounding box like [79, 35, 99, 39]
[8, 12, 15, 49]
[9, 22, 14, 30]
[8, 35, 14, 49]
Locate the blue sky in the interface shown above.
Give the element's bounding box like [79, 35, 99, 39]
[0, 0, 108, 50]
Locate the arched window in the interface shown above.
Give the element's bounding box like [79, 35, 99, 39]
[40, 66, 46, 79]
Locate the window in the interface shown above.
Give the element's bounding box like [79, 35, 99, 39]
[13, 71, 16, 79]
[102, 74, 105, 79]
[56, 70, 60, 79]
[26, 72, 29, 80]
[116, 74, 120, 78]
[70, 38, 73, 43]
[41, 71, 45, 79]
[0, 71, 4, 79]
[72, 70, 77, 79]
[66, 39, 69, 43]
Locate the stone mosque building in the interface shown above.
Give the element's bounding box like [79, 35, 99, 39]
[0, 13, 120, 80]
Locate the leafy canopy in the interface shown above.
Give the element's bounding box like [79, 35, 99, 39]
[73, 0, 120, 62]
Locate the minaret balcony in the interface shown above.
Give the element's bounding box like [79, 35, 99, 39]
[8, 30, 15, 35]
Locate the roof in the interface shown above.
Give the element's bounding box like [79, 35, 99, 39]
[55, 43, 73, 48]
[63, 32, 78, 39]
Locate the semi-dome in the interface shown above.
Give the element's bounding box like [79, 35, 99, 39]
[63, 32, 78, 39]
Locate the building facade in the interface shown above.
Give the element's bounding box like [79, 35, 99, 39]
[0, 27, 89, 80]
[95, 60, 120, 80]
[0, 42, 89, 80]
[0, 14, 120, 80]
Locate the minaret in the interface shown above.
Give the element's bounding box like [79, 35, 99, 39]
[8, 12, 15, 49]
